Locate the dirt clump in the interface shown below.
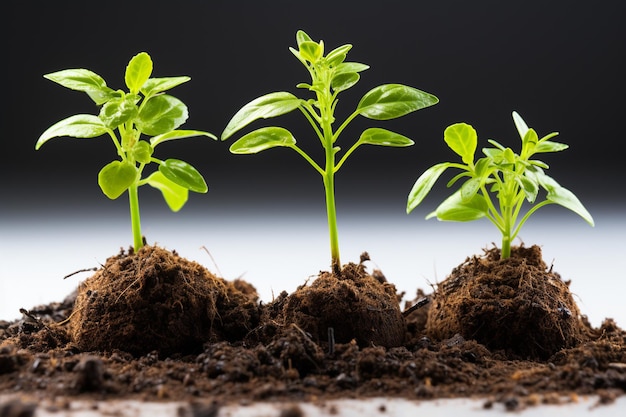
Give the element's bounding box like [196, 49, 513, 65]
[426, 245, 586, 359]
[68, 245, 260, 356]
[282, 257, 406, 348]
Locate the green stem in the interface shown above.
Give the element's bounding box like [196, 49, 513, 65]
[128, 183, 143, 251]
[324, 147, 341, 274]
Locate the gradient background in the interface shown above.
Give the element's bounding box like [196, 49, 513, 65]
[2, 1, 624, 325]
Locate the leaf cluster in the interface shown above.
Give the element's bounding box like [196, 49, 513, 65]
[36, 52, 215, 211]
[407, 111, 593, 258]
[221, 30, 439, 172]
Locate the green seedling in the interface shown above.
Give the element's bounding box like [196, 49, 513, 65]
[221, 30, 438, 273]
[36, 52, 215, 250]
[407, 111, 594, 259]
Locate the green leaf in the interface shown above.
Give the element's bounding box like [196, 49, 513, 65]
[537, 172, 595, 226]
[460, 177, 481, 202]
[521, 128, 539, 156]
[221, 92, 301, 140]
[230, 126, 296, 154]
[98, 160, 138, 199]
[444, 123, 477, 165]
[132, 140, 153, 164]
[296, 30, 313, 46]
[334, 62, 370, 75]
[98, 95, 139, 129]
[159, 159, 207, 193]
[150, 129, 217, 147]
[359, 128, 414, 147]
[125, 52, 153, 94]
[136, 95, 188, 136]
[145, 171, 189, 212]
[518, 175, 539, 203]
[407, 163, 450, 213]
[141, 76, 190, 97]
[331, 72, 360, 92]
[325, 44, 352, 66]
[299, 41, 324, 63]
[535, 140, 568, 153]
[429, 190, 489, 222]
[36, 115, 109, 149]
[44, 69, 117, 105]
[512, 111, 529, 140]
[357, 84, 439, 120]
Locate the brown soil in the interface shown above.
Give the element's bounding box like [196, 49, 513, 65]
[1, 244, 625, 413]
[282, 255, 406, 348]
[426, 245, 585, 360]
[69, 245, 260, 357]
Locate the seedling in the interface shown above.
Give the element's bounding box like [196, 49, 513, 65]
[407, 111, 594, 259]
[36, 52, 215, 250]
[221, 30, 438, 273]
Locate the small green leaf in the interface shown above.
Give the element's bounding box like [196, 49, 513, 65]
[518, 175, 539, 203]
[132, 140, 153, 164]
[430, 191, 489, 222]
[98, 95, 139, 129]
[407, 163, 450, 213]
[141, 76, 190, 97]
[334, 62, 370, 75]
[98, 160, 138, 199]
[512, 111, 529, 140]
[296, 30, 313, 46]
[159, 159, 207, 193]
[125, 52, 153, 94]
[230, 126, 297, 154]
[325, 44, 352, 66]
[136, 95, 188, 136]
[460, 177, 481, 202]
[43, 69, 116, 105]
[299, 41, 323, 63]
[535, 140, 568, 153]
[444, 123, 477, 165]
[359, 128, 414, 147]
[150, 129, 217, 147]
[331, 72, 360, 92]
[145, 171, 189, 212]
[36, 115, 109, 149]
[221, 92, 301, 140]
[537, 172, 595, 226]
[357, 84, 439, 120]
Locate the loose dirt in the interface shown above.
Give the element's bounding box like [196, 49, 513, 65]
[1, 244, 624, 414]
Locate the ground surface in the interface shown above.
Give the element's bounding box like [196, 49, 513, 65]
[1, 245, 624, 415]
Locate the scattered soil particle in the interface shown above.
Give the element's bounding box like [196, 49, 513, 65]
[1, 245, 625, 412]
[426, 245, 585, 360]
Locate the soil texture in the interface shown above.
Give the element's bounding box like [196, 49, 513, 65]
[69, 245, 260, 356]
[426, 245, 585, 359]
[1, 244, 625, 413]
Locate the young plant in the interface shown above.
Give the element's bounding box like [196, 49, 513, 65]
[221, 30, 438, 274]
[407, 111, 594, 259]
[36, 52, 215, 250]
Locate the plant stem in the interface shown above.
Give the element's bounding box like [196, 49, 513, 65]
[128, 184, 143, 251]
[324, 156, 341, 275]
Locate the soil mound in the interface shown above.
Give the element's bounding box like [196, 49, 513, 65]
[426, 245, 586, 359]
[68, 245, 260, 356]
[282, 259, 406, 348]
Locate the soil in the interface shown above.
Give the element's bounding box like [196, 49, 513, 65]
[1, 244, 625, 414]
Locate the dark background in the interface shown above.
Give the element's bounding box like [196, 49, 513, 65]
[3, 0, 624, 219]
